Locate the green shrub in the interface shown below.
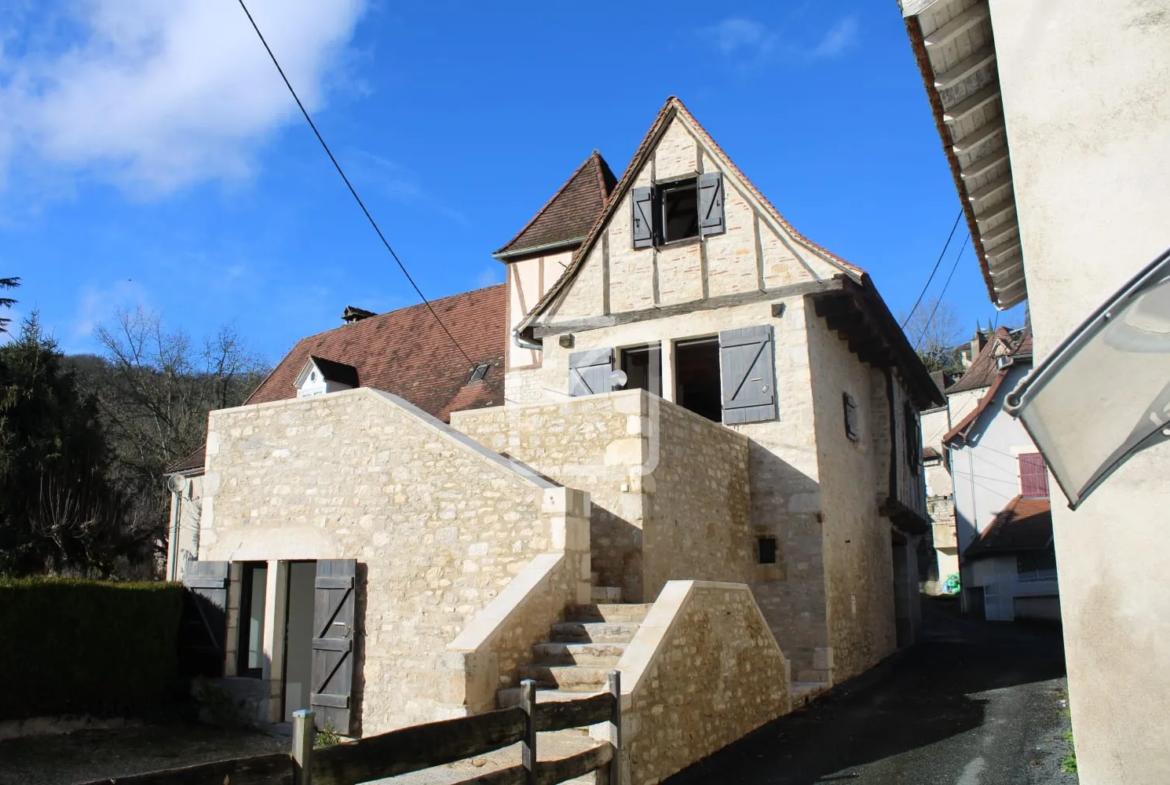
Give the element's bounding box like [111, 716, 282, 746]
[0, 578, 183, 720]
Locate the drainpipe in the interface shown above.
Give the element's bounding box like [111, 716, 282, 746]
[513, 327, 542, 352]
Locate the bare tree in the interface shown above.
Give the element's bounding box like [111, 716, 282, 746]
[901, 297, 965, 374]
[91, 308, 269, 559]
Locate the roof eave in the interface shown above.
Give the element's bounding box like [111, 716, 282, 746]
[901, 0, 1026, 311]
[492, 236, 586, 262]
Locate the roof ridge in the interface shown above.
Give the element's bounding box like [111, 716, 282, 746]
[493, 152, 610, 257]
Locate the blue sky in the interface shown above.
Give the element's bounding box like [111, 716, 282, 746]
[0, 0, 1021, 363]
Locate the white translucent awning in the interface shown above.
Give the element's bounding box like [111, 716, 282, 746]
[1004, 249, 1170, 509]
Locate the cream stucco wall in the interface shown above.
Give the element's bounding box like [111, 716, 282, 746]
[165, 473, 204, 582]
[505, 251, 570, 371]
[197, 388, 577, 734]
[988, 2, 1170, 781]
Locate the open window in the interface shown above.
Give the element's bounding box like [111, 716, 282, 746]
[904, 402, 921, 470]
[631, 173, 725, 249]
[620, 344, 662, 398]
[675, 338, 722, 422]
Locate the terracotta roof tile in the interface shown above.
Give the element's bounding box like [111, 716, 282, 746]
[247, 284, 506, 422]
[948, 326, 1015, 394]
[964, 496, 1053, 560]
[167, 445, 206, 474]
[494, 151, 617, 259]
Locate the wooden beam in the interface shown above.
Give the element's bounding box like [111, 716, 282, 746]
[980, 217, 1018, 248]
[975, 196, 1016, 227]
[960, 149, 1008, 182]
[943, 83, 1000, 124]
[967, 172, 1013, 203]
[534, 693, 614, 733]
[532, 278, 845, 338]
[933, 48, 995, 90]
[952, 117, 1005, 154]
[925, 4, 990, 49]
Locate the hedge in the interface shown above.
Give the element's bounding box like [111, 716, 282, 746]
[0, 578, 184, 721]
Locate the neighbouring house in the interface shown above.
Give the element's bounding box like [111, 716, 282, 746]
[167, 96, 942, 783]
[941, 327, 1058, 621]
[900, 2, 1170, 781]
[919, 398, 956, 595]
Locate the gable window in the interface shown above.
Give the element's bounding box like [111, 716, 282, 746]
[620, 344, 662, 398]
[467, 363, 490, 384]
[1018, 452, 1049, 498]
[632, 172, 725, 249]
[843, 392, 860, 442]
[904, 402, 921, 470]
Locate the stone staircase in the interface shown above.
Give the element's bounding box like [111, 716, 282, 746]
[498, 586, 650, 708]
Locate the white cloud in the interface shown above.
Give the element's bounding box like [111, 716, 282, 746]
[0, 0, 365, 196]
[701, 15, 859, 67]
[72, 279, 148, 344]
[810, 16, 859, 59]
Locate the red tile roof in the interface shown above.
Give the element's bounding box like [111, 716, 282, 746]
[167, 286, 507, 475]
[964, 496, 1053, 560]
[247, 285, 506, 420]
[943, 325, 1035, 444]
[494, 151, 617, 260]
[947, 326, 1015, 394]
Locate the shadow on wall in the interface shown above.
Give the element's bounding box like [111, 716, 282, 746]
[350, 561, 369, 738]
[664, 598, 1068, 784]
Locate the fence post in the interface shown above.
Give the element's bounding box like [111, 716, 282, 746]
[520, 679, 538, 785]
[608, 670, 622, 785]
[292, 709, 315, 785]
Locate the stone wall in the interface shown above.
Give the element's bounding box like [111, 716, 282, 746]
[614, 581, 790, 785]
[644, 395, 753, 600]
[806, 310, 897, 683]
[452, 392, 647, 601]
[199, 388, 569, 734]
[453, 390, 753, 604]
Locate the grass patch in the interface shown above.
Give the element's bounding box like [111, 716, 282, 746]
[1062, 729, 1078, 773]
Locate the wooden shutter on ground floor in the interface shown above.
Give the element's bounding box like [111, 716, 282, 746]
[569, 348, 614, 397]
[311, 559, 358, 735]
[698, 172, 725, 237]
[180, 561, 230, 677]
[719, 325, 777, 425]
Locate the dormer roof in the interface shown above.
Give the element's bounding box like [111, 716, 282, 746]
[494, 151, 617, 261]
[295, 355, 360, 389]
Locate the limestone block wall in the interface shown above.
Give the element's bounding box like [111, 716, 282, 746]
[199, 388, 567, 734]
[454, 391, 753, 604]
[520, 298, 830, 675]
[444, 488, 592, 715]
[806, 310, 897, 684]
[452, 392, 648, 601]
[643, 398, 753, 599]
[612, 581, 790, 785]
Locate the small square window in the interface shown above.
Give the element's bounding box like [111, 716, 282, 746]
[758, 537, 778, 565]
[467, 363, 490, 384]
[660, 179, 699, 243]
[843, 392, 859, 442]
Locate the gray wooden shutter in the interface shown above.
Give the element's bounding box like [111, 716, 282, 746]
[181, 561, 230, 677]
[719, 325, 777, 424]
[569, 348, 614, 396]
[632, 186, 654, 249]
[698, 172, 725, 237]
[311, 559, 357, 735]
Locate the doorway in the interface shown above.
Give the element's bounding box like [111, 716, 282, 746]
[283, 561, 317, 721]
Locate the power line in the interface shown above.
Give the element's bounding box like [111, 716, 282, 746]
[234, 0, 474, 368]
[915, 233, 970, 350]
[901, 210, 963, 329]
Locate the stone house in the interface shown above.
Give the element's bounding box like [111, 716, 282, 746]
[170, 97, 941, 781]
[900, 2, 1170, 779]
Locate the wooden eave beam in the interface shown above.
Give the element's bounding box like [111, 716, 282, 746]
[980, 217, 1019, 247]
[943, 83, 1000, 124]
[961, 149, 1009, 182]
[975, 196, 1016, 227]
[953, 117, 1005, 154]
[933, 48, 996, 91]
[967, 173, 1013, 203]
[924, 4, 990, 50]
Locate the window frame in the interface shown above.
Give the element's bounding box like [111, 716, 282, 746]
[619, 343, 663, 398]
[658, 177, 700, 245]
[237, 562, 268, 680]
[904, 401, 921, 470]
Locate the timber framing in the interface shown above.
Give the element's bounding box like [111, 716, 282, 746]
[532, 279, 845, 338]
[810, 277, 945, 410]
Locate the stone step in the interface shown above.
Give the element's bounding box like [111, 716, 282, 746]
[551, 621, 640, 644]
[532, 641, 627, 667]
[496, 686, 604, 709]
[565, 604, 652, 623]
[517, 664, 611, 690]
[590, 586, 622, 603]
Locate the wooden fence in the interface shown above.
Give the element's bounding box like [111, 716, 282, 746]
[81, 672, 621, 785]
